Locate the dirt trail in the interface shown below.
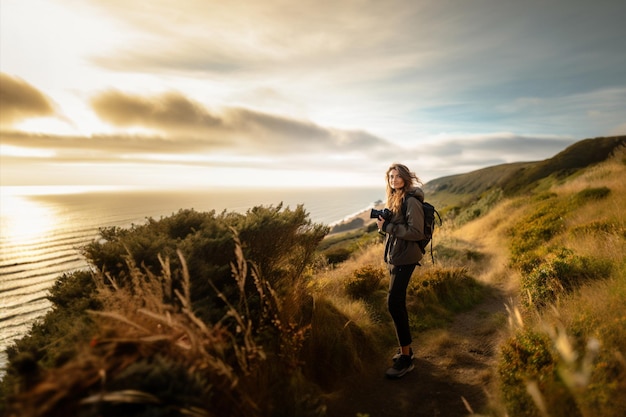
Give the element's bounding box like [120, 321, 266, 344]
[324, 287, 509, 417]
[325, 235, 516, 417]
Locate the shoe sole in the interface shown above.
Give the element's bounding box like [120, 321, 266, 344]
[392, 354, 415, 362]
[385, 363, 414, 379]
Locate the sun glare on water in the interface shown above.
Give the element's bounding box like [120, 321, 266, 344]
[0, 189, 60, 249]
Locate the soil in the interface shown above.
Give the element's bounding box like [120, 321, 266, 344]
[323, 287, 510, 417]
[323, 223, 516, 417]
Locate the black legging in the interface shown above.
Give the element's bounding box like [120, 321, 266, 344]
[387, 263, 417, 347]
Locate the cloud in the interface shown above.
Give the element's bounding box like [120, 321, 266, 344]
[401, 133, 579, 180]
[86, 0, 402, 71]
[90, 89, 395, 155]
[0, 73, 55, 126]
[0, 81, 605, 187]
[91, 90, 223, 131]
[3, 1, 624, 187]
[0, 128, 592, 187]
[0, 128, 394, 187]
[68, 0, 626, 145]
[1, 130, 214, 157]
[424, 133, 575, 159]
[1, 83, 399, 188]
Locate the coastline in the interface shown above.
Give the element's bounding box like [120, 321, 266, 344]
[328, 201, 384, 235]
[0, 188, 383, 359]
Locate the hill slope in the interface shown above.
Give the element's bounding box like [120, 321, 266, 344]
[326, 137, 626, 417]
[424, 135, 625, 206]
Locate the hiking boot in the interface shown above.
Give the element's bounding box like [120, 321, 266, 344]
[392, 347, 414, 362]
[385, 354, 414, 379]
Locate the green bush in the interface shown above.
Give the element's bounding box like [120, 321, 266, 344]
[329, 217, 365, 233]
[498, 329, 582, 417]
[0, 270, 102, 401]
[508, 198, 568, 267]
[324, 246, 353, 264]
[408, 267, 485, 330]
[82, 205, 328, 324]
[454, 189, 503, 226]
[533, 191, 558, 202]
[3, 235, 326, 417]
[571, 220, 624, 237]
[2, 206, 331, 416]
[572, 186, 611, 206]
[318, 229, 380, 266]
[301, 297, 378, 390]
[344, 265, 386, 299]
[434, 243, 485, 264]
[413, 267, 483, 311]
[520, 249, 612, 309]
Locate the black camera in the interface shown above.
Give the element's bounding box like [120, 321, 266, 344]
[370, 208, 392, 220]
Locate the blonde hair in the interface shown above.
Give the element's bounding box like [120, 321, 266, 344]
[385, 163, 421, 213]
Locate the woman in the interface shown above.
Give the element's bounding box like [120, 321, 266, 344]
[376, 163, 426, 379]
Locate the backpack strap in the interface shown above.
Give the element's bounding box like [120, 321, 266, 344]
[424, 203, 442, 264]
[402, 193, 441, 264]
[400, 192, 417, 216]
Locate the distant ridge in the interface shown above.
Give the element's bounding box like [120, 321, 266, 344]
[424, 135, 625, 201]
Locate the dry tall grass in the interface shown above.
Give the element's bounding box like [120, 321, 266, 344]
[493, 147, 626, 417]
[4, 241, 323, 417]
[308, 245, 386, 331]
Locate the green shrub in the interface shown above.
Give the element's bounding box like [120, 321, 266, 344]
[232, 204, 329, 290]
[572, 186, 611, 205]
[366, 222, 379, 233]
[555, 272, 626, 417]
[508, 198, 568, 267]
[87, 355, 213, 416]
[2, 206, 331, 416]
[498, 330, 554, 416]
[453, 189, 503, 226]
[317, 229, 364, 252]
[513, 251, 545, 275]
[498, 329, 582, 417]
[533, 191, 558, 202]
[329, 217, 365, 233]
[520, 249, 612, 309]
[571, 220, 624, 237]
[48, 270, 100, 310]
[82, 205, 328, 324]
[301, 297, 378, 390]
[344, 265, 386, 299]
[432, 243, 462, 261]
[4, 239, 325, 417]
[414, 267, 483, 311]
[408, 267, 485, 330]
[319, 229, 380, 266]
[324, 246, 352, 264]
[465, 249, 484, 261]
[1, 270, 101, 398]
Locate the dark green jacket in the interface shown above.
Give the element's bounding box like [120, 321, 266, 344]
[381, 187, 426, 266]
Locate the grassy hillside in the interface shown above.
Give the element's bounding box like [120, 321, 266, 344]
[424, 135, 625, 208]
[321, 136, 626, 416]
[446, 142, 626, 416]
[425, 161, 530, 197]
[1, 136, 624, 417]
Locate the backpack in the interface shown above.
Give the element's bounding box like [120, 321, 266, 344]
[402, 194, 442, 263]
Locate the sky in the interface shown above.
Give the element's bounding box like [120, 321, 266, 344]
[1, 0, 625, 189]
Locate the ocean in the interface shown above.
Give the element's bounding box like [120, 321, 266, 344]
[0, 185, 383, 373]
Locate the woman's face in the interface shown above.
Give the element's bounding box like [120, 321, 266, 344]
[388, 169, 405, 190]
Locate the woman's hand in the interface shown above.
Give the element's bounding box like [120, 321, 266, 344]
[376, 216, 385, 232]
